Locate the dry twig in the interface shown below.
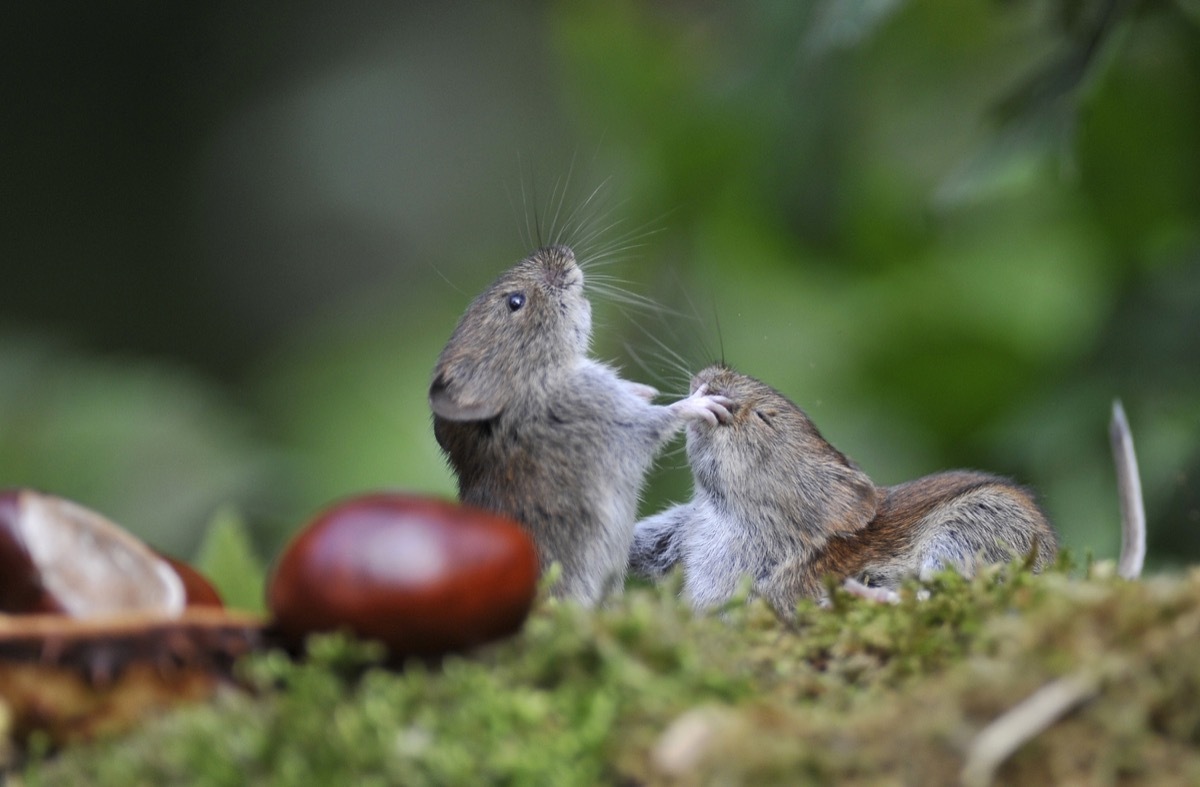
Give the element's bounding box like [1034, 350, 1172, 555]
[961, 671, 1101, 787]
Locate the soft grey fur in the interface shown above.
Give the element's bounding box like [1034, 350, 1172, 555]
[630, 364, 1057, 617]
[430, 245, 730, 606]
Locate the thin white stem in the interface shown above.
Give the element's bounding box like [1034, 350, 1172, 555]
[1110, 399, 1146, 580]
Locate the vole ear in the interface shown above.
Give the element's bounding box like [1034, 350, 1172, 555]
[824, 465, 880, 536]
[429, 369, 505, 422]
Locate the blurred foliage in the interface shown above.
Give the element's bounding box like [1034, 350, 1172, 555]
[0, 0, 1197, 569]
[0, 336, 281, 558]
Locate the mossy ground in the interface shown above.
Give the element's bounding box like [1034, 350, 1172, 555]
[13, 560, 1200, 786]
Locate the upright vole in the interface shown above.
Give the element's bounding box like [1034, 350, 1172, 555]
[630, 364, 1058, 617]
[430, 245, 731, 606]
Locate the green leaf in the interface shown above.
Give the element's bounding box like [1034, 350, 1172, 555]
[194, 506, 267, 613]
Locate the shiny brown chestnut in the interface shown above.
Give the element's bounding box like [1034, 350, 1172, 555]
[0, 489, 185, 618]
[266, 493, 540, 659]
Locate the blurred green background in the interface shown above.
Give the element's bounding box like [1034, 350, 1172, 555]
[1, 1, 1197, 573]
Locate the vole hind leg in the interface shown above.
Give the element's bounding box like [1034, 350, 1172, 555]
[840, 578, 901, 605]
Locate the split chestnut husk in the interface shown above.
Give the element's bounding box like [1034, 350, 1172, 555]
[0, 489, 185, 617]
[0, 489, 260, 758]
[0, 609, 264, 754]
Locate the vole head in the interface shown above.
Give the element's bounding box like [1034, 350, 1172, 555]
[430, 245, 591, 422]
[685, 364, 880, 537]
[686, 364, 822, 460]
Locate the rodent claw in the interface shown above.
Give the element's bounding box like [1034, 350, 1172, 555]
[706, 400, 732, 424]
[709, 396, 734, 423]
[671, 393, 733, 426]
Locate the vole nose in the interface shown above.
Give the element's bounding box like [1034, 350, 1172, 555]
[537, 245, 581, 289]
[543, 244, 575, 265]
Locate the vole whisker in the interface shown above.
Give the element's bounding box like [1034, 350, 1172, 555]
[572, 205, 666, 266]
[506, 163, 534, 253]
[639, 349, 695, 392]
[557, 176, 615, 249]
[588, 278, 702, 323]
[619, 337, 693, 396]
[627, 316, 704, 379]
[588, 284, 683, 317]
[578, 223, 667, 269]
[431, 268, 470, 299]
[547, 156, 580, 248]
[580, 238, 659, 269]
[662, 266, 720, 365]
[573, 208, 628, 248]
[660, 442, 689, 465]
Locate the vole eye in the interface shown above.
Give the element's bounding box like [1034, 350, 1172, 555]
[755, 409, 773, 425]
[506, 292, 526, 312]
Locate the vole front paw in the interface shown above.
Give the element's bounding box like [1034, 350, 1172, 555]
[669, 385, 733, 426]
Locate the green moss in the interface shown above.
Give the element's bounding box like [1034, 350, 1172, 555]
[19, 562, 1200, 786]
